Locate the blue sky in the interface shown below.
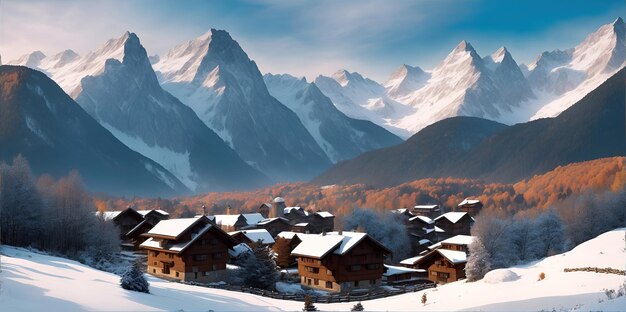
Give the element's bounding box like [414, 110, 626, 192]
[1, 0, 623, 81]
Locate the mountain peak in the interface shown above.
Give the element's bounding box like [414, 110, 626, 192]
[491, 46, 509, 63]
[453, 40, 476, 53]
[614, 16, 624, 26]
[332, 69, 365, 86]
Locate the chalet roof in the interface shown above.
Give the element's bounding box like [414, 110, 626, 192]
[283, 206, 309, 216]
[294, 223, 309, 227]
[210, 213, 265, 227]
[383, 264, 425, 276]
[400, 255, 425, 265]
[458, 198, 481, 206]
[314, 211, 334, 218]
[442, 235, 474, 246]
[95, 211, 122, 221]
[256, 217, 289, 225]
[144, 217, 208, 239]
[140, 222, 213, 253]
[229, 243, 252, 258]
[137, 209, 169, 216]
[291, 231, 391, 259]
[409, 215, 434, 224]
[126, 220, 150, 237]
[391, 208, 410, 214]
[276, 231, 299, 240]
[437, 249, 468, 264]
[435, 212, 469, 224]
[229, 229, 275, 245]
[414, 205, 439, 209]
[418, 239, 432, 246]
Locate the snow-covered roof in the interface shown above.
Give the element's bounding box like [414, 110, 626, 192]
[273, 197, 285, 203]
[435, 212, 469, 224]
[409, 215, 434, 224]
[256, 217, 288, 225]
[458, 198, 481, 206]
[437, 249, 468, 264]
[291, 231, 389, 259]
[441, 235, 475, 246]
[314, 211, 334, 218]
[145, 217, 201, 238]
[211, 213, 265, 227]
[229, 229, 275, 245]
[283, 206, 304, 214]
[383, 264, 425, 276]
[95, 211, 122, 221]
[126, 220, 149, 237]
[435, 226, 445, 233]
[137, 209, 169, 216]
[294, 223, 309, 227]
[276, 231, 299, 240]
[140, 221, 214, 253]
[391, 208, 410, 214]
[418, 239, 432, 246]
[414, 205, 439, 209]
[229, 243, 252, 258]
[400, 255, 425, 265]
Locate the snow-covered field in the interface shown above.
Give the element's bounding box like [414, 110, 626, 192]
[1, 229, 624, 311]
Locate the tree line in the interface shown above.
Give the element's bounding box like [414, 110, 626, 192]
[0, 155, 120, 269]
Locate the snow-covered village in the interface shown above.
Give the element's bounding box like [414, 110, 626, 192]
[1, 1, 626, 311]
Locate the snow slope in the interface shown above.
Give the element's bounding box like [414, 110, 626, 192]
[1, 228, 624, 311]
[264, 73, 402, 163]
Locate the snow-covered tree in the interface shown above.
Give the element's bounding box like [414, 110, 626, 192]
[302, 295, 318, 311]
[465, 238, 492, 281]
[236, 241, 279, 290]
[343, 208, 410, 261]
[351, 301, 364, 311]
[470, 213, 514, 268]
[83, 216, 121, 271]
[510, 217, 542, 262]
[535, 208, 566, 257]
[120, 261, 150, 293]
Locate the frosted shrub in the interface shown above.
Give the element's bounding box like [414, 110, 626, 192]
[120, 261, 150, 293]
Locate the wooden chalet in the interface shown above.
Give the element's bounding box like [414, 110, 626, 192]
[433, 212, 474, 238]
[96, 207, 144, 240]
[382, 264, 427, 284]
[411, 205, 442, 219]
[229, 229, 275, 247]
[291, 231, 391, 293]
[245, 217, 292, 237]
[209, 213, 265, 232]
[283, 206, 310, 225]
[405, 235, 475, 284]
[139, 216, 238, 283]
[456, 198, 483, 217]
[126, 209, 170, 248]
[308, 211, 335, 233]
[257, 203, 271, 218]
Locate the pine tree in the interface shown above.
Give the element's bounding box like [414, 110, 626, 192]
[120, 261, 150, 293]
[237, 241, 279, 290]
[351, 301, 364, 311]
[302, 295, 318, 311]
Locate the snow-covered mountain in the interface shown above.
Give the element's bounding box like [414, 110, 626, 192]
[10, 32, 267, 192]
[70, 32, 267, 192]
[263, 73, 402, 163]
[315, 70, 415, 138]
[314, 17, 624, 135]
[0, 65, 189, 197]
[153, 29, 332, 181]
[530, 17, 626, 119]
[383, 64, 430, 99]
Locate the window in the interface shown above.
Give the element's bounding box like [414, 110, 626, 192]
[366, 263, 380, 270]
[325, 281, 333, 289]
[175, 272, 179, 277]
[354, 281, 359, 287]
[152, 251, 159, 257]
[305, 266, 320, 274]
[431, 271, 437, 276]
[153, 261, 157, 265]
[168, 254, 174, 259]
[370, 279, 376, 285]
[194, 254, 208, 261]
[153, 269, 156, 273]
[194, 272, 198, 279]
[314, 279, 319, 286]
[307, 279, 312, 285]
[349, 265, 361, 272]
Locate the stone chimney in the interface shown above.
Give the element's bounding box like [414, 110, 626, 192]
[202, 205, 207, 216]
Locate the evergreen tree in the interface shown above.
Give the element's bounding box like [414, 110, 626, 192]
[302, 295, 318, 311]
[237, 241, 279, 290]
[351, 301, 364, 311]
[120, 261, 150, 293]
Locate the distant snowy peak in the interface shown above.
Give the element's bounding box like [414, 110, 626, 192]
[571, 16, 625, 75]
[40, 50, 80, 69]
[384, 64, 429, 98]
[329, 69, 385, 93]
[9, 51, 46, 67]
[153, 30, 212, 83]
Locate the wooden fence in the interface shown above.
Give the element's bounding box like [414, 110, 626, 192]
[186, 282, 436, 303]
